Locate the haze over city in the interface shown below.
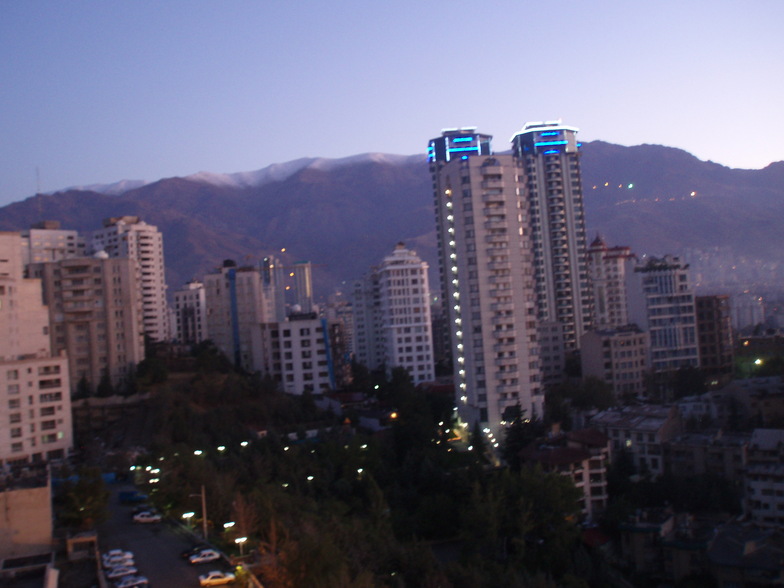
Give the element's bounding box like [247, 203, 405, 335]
[1, 1, 782, 206]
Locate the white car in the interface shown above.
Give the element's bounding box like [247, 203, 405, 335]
[188, 548, 221, 564]
[132, 510, 162, 523]
[103, 554, 135, 569]
[103, 549, 133, 559]
[199, 570, 236, 586]
[114, 575, 149, 588]
[106, 566, 138, 580]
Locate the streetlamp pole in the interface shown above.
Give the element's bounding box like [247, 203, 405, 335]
[189, 485, 208, 541]
[200, 484, 208, 541]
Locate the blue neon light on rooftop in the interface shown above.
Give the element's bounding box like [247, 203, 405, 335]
[534, 140, 569, 147]
[540, 131, 560, 137]
[449, 146, 480, 152]
[452, 137, 475, 143]
[543, 149, 559, 154]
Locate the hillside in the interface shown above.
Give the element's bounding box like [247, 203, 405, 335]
[0, 143, 781, 298]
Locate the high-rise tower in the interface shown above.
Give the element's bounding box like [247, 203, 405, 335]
[511, 121, 593, 355]
[90, 216, 170, 343]
[429, 129, 542, 433]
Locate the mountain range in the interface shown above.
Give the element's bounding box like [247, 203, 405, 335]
[0, 142, 781, 300]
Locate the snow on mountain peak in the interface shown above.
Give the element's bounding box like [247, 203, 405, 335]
[52, 153, 425, 196]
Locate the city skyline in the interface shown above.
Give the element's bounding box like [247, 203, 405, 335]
[1, 1, 782, 206]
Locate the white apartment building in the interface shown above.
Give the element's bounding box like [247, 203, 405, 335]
[0, 232, 72, 466]
[429, 129, 542, 434]
[172, 280, 208, 345]
[378, 244, 435, 384]
[252, 314, 334, 395]
[90, 216, 169, 342]
[352, 243, 435, 384]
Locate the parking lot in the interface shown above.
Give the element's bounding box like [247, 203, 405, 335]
[97, 484, 238, 587]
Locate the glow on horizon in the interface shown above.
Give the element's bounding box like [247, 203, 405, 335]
[0, 1, 782, 205]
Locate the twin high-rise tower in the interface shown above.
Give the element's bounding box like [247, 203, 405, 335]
[428, 121, 592, 433]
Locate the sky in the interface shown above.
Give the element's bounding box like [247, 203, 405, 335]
[1, 1, 782, 206]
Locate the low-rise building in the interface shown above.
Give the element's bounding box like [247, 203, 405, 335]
[252, 313, 335, 395]
[581, 325, 649, 401]
[667, 430, 749, 481]
[707, 522, 784, 586]
[590, 405, 683, 478]
[745, 429, 784, 527]
[520, 428, 610, 521]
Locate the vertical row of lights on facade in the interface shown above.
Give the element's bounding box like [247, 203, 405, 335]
[445, 187, 468, 403]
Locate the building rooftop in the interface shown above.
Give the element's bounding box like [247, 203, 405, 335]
[590, 405, 677, 432]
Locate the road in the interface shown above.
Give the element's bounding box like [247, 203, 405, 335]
[97, 483, 237, 588]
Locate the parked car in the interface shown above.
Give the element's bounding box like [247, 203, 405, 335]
[102, 551, 134, 568]
[106, 566, 138, 580]
[199, 570, 236, 586]
[118, 490, 148, 504]
[181, 544, 211, 559]
[132, 510, 162, 523]
[114, 575, 149, 588]
[188, 548, 221, 564]
[104, 556, 135, 569]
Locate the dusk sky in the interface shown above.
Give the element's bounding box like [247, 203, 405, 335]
[1, 1, 782, 206]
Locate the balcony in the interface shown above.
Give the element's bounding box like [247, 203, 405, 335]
[481, 178, 504, 189]
[488, 260, 511, 271]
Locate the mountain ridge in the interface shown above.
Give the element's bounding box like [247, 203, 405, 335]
[4, 141, 782, 299]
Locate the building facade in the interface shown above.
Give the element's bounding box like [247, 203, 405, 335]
[696, 295, 734, 377]
[37, 253, 145, 394]
[511, 121, 593, 354]
[626, 255, 699, 375]
[352, 244, 435, 384]
[90, 216, 169, 342]
[172, 280, 208, 345]
[21, 221, 85, 266]
[429, 129, 542, 433]
[0, 232, 72, 466]
[252, 313, 335, 395]
[581, 325, 650, 401]
[587, 236, 634, 329]
[204, 260, 277, 371]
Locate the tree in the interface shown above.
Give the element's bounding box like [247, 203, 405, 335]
[572, 377, 615, 410]
[671, 366, 706, 399]
[500, 404, 544, 470]
[74, 375, 91, 399]
[137, 357, 169, 385]
[96, 370, 115, 397]
[56, 466, 109, 530]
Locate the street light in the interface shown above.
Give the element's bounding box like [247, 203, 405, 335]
[188, 485, 208, 541]
[235, 537, 247, 556]
[223, 521, 235, 530]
